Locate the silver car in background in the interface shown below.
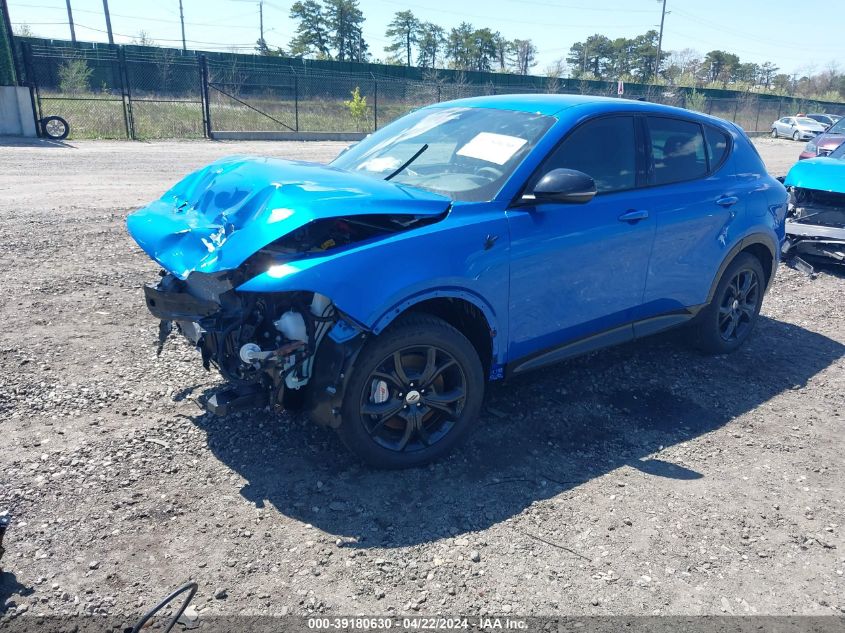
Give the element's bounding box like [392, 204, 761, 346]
[771, 116, 827, 141]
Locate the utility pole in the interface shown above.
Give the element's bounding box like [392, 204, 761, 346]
[655, 0, 667, 80]
[178, 0, 186, 51]
[65, 0, 76, 43]
[259, 0, 264, 44]
[102, 0, 114, 45]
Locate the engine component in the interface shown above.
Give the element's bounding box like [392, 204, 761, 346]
[274, 310, 307, 343]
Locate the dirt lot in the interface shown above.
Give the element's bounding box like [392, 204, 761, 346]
[0, 136, 843, 624]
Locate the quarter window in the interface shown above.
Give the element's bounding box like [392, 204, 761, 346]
[704, 125, 730, 171]
[647, 117, 707, 185]
[532, 116, 637, 194]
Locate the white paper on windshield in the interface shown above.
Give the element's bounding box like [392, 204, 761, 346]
[456, 132, 528, 165]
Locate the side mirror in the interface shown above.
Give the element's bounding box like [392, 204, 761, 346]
[526, 168, 597, 204]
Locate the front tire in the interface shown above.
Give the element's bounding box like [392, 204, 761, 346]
[792, 131, 801, 141]
[337, 314, 484, 469]
[693, 253, 765, 355]
[771, 128, 778, 138]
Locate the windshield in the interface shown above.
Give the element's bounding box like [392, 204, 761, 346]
[828, 118, 845, 135]
[829, 143, 845, 159]
[331, 106, 555, 202]
[796, 118, 821, 126]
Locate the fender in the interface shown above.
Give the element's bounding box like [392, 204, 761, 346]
[236, 204, 512, 365]
[705, 232, 778, 304]
[370, 286, 502, 364]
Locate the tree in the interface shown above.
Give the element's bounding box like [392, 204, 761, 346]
[58, 58, 92, 94]
[663, 48, 702, 86]
[703, 50, 740, 86]
[13, 23, 34, 37]
[289, 0, 331, 58]
[629, 30, 661, 81]
[384, 10, 419, 67]
[132, 30, 156, 46]
[255, 38, 285, 56]
[759, 62, 779, 90]
[469, 28, 498, 72]
[416, 22, 446, 69]
[544, 59, 566, 93]
[492, 32, 508, 72]
[446, 22, 474, 70]
[324, 0, 367, 62]
[566, 34, 613, 78]
[508, 39, 537, 75]
[344, 86, 368, 131]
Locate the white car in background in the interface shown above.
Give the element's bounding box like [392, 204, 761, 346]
[771, 116, 827, 141]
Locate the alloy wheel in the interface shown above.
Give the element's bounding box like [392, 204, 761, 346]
[360, 345, 467, 453]
[718, 269, 759, 342]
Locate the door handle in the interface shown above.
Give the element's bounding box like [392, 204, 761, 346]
[716, 196, 739, 207]
[618, 209, 649, 222]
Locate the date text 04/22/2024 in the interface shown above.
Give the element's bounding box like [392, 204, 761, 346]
[307, 617, 529, 630]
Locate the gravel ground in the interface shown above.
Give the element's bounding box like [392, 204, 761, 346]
[0, 136, 843, 623]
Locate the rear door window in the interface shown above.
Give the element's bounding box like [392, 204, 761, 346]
[647, 117, 707, 185]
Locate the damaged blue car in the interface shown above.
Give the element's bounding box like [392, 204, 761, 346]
[783, 141, 845, 265]
[127, 95, 787, 468]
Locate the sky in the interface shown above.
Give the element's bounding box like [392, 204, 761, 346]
[7, 0, 844, 77]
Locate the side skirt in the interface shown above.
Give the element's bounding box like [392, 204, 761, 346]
[506, 307, 704, 377]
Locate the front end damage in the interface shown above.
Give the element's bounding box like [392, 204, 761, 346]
[128, 156, 451, 421]
[146, 271, 363, 422]
[783, 157, 845, 267]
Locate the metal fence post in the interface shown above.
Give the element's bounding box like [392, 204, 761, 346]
[116, 46, 133, 139]
[776, 98, 783, 120]
[436, 84, 441, 103]
[754, 97, 761, 132]
[294, 74, 299, 132]
[373, 78, 378, 132]
[732, 98, 739, 123]
[199, 54, 212, 138]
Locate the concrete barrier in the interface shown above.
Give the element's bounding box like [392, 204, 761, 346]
[211, 130, 367, 142]
[0, 86, 37, 137]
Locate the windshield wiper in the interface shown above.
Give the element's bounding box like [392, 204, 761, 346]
[384, 144, 429, 181]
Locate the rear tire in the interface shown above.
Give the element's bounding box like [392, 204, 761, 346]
[337, 313, 484, 469]
[693, 253, 765, 355]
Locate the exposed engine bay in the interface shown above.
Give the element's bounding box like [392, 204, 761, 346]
[144, 213, 442, 419]
[147, 272, 338, 413]
[784, 187, 845, 264]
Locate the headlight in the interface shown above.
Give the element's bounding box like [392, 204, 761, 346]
[805, 142, 817, 154]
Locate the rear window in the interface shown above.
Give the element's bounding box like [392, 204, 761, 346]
[647, 117, 707, 185]
[704, 125, 730, 171]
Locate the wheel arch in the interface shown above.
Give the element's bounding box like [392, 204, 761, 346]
[372, 290, 503, 381]
[706, 234, 777, 304]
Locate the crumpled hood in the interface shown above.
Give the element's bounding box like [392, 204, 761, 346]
[784, 156, 845, 194]
[127, 156, 451, 279]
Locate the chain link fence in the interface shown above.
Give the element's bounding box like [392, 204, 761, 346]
[16, 38, 845, 140]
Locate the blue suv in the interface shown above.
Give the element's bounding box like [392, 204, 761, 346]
[128, 95, 787, 468]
